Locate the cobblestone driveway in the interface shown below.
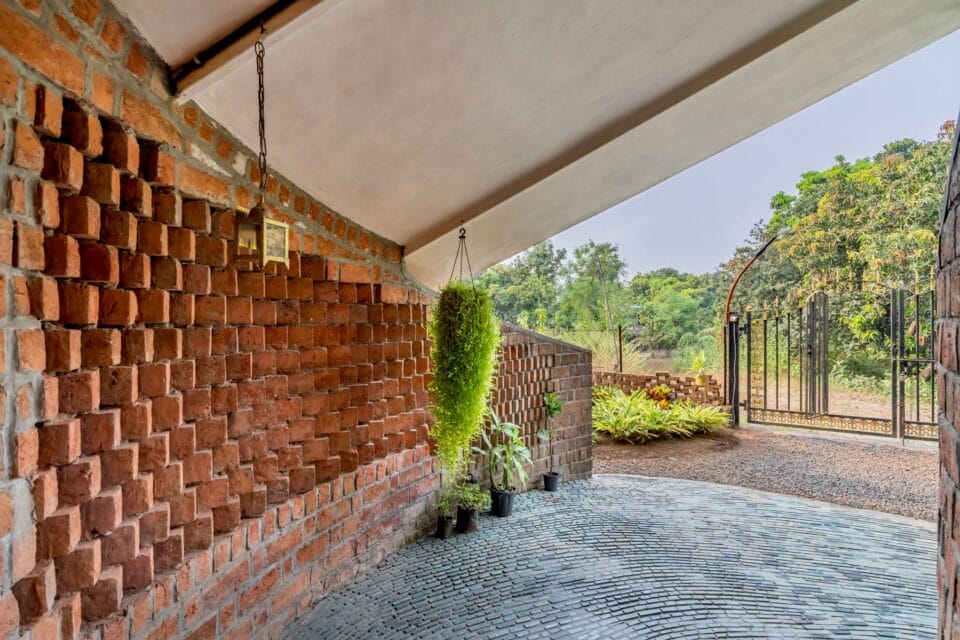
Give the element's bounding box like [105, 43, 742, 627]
[281, 476, 936, 639]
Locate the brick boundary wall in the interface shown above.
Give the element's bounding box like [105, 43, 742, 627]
[938, 113, 960, 639]
[0, 1, 444, 639]
[592, 370, 722, 405]
[484, 323, 593, 489]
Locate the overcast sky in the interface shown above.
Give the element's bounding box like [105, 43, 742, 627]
[548, 29, 960, 276]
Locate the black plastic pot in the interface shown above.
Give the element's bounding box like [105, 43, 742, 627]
[543, 471, 560, 492]
[490, 487, 517, 517]
[435, 515, 454, 539]
[455, 506, 478, 533]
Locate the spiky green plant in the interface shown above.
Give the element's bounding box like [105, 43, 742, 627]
[428, 282, 501, 475]
[452, 483, 491, 510]
[592, 387, 729, 444]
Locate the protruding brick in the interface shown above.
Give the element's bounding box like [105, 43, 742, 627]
[13, 560, 56, 623]
[42, 142, 83, 191]
[80, 565, 121, 621]
[82, 488, 122, 538]
[35, 181, 60, 229]
[182, 200, 210, 232]
[59, 369, 99, 413]
[17, 328, 45, 372]
[99, 365, 138, 407]
[28, 275, 59, 321]
[120, 252, 151, 289]
[45, 329, 81, 372]
[120, 175, 151, 215]
[37, 507, 81, 559]
[62, 106, 103, 157]
[123, 550, 153, 592]
[153, 191, 181, 225]
[12, 120, 43, 171]
[55, 540, 101, 592]
[61, 195, 101, 239]
[80, 409, 120, 453]
[101, 210, 137, 250]
[99, 288, 137, 326]
[81, 162, 120, 206]
[34, 85, 63, 137]
[45, 235, 81, 277]
[122, 328, 154, 365]
[138, 220, 168, 256]
[101, 520, 138, 565]
[103, 126, 139, 174]
[14, 429, 39, 478]
[59, 282, 98, 325]
[58, 456, 101, 507]
[38, 418, 81, 467]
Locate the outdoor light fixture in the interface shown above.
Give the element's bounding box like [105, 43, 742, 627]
[235, 26, 289, 269]
[727, 311, 739, 324]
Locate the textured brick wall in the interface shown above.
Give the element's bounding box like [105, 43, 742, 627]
[0, 1, 440, 638]
[939, 114, 960, 639]
[592, 370, 722, 405]
[485, 324, 592, 488]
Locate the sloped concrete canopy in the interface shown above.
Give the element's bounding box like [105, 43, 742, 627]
[114, 0, 960, 290]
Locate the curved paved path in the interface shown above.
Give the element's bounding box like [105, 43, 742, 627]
[281, 476, 936, 639]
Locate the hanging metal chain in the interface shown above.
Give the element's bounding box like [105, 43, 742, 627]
[255, 25, 268, 200]
[447, 227, 476, 286]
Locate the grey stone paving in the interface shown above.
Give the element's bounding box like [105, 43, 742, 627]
[280, 476, 936, 639]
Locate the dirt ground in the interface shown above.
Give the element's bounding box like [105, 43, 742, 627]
[593, 425, 938, 521]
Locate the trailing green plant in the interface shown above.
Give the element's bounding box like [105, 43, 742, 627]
[452, 483, 491, 511]
[474, 410, 532, 491]
[428, 282, 501, 475]
[537, 392, 563, 473]
[592, 387, 729, 444]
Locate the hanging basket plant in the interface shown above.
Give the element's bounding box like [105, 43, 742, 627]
[428, 280, 501, 475]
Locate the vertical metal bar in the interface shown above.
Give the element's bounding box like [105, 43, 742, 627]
[727, 318, 740, 426]
[775, 313, 780, 410]
[890, 289, 898, 437]
[821, 293, 829, 415]
[913, 292, 923, 422]
[617, 324, 624, 373]
[898, 290, 906, 440]
[746, 311, 753, 416]
[799, 303, 804, 414]
[762, 315, 768, 409]
[786, 311, 792, 411]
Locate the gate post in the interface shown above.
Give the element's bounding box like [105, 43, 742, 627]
[725, 311, 741, 427]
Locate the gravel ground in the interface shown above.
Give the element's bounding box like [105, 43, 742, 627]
[593, 425, 938, 521]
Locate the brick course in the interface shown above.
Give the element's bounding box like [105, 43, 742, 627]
[939, 116, 960, 639]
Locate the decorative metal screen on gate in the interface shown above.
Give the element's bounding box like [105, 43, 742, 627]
[740, 288, 937, 440]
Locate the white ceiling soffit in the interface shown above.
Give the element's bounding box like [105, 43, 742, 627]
[117, 0, 960, 290]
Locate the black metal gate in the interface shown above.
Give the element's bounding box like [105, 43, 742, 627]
[733, 288, 936, 440]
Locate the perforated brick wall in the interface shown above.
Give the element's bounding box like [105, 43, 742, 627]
[592, 370, 722, 405]
[938, 114, 960, 640]
[486, 324, 593, 488]
[0, 1, 440, 638]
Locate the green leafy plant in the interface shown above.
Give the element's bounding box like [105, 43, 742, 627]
[452, 483, 491, 511]
[474, 410, 532, 491]
[436, 484, 458, 518]
[428, 282, 501, 475]
[592, 387, 729, 444]
[537, 392, 564, 474]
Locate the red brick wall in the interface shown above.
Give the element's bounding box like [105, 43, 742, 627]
[486, 324, 593, 488]
[592, 370, 722, 405]
[0, 1, 439, 638]
[939, 115, 960, 639]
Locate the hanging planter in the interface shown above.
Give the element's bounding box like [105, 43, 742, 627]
[428, 229, 501, 477]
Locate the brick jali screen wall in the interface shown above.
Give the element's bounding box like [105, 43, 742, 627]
[592, 370, 722, 405]
[0, 1, 441, 638]
[486, 324, 593, 489]
[939, 113, 960, 639]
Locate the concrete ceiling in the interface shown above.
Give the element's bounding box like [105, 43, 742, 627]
[113, 0, 960, 290]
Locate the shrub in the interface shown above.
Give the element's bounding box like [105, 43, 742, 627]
[592, 387, 729, 444]
[428, 282, 501, 475]
[453, 483, 491, 510]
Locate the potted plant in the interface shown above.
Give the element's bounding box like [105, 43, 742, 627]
[475, 409, 531, 517]
[537, 391, 564, 491]
[435, 484, 457, 539]
[453, 483, 490, 533]
[427, 282, 501, 478]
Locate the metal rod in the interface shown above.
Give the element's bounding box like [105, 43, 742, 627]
[763, 316, 768, 409]
[746, 311, 753, 418]
[890, 288, 898, 437]
[786, 311, 791, 411]
[775, 313, 780, 410]
[931, 289, 936, 424]
[914, 292, 920, 423]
